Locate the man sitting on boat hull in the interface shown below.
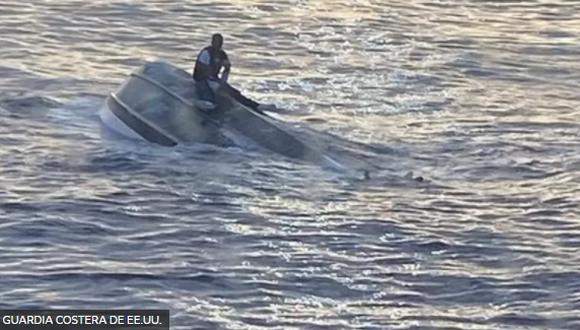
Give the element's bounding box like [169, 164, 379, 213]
[193, 33, 275, 113]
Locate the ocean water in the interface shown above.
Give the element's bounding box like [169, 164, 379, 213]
[1, 1, 580, 329]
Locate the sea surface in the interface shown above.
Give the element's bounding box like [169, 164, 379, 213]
[1, 1, 580, 329]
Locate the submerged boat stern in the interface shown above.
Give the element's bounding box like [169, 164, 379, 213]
[100, 61, 222, 146]
[101, 61, 338, 167]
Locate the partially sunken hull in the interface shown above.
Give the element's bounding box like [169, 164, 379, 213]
[100, 61, 326, 163]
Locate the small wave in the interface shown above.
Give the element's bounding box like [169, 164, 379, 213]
[0, 95, 61, 118]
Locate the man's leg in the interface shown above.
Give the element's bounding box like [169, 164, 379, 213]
[195, 79, 215, 103]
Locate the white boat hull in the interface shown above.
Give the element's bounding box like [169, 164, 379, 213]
[99, 61, 330, 164]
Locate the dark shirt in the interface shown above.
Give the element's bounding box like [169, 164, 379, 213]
[193, 46, 229, 81]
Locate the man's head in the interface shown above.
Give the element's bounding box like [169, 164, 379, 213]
[211, 33, 223, 51]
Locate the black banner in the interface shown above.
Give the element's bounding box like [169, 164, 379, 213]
[0, 310, 169, 330]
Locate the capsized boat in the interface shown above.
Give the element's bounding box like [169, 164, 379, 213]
[100, 61, 344, 168]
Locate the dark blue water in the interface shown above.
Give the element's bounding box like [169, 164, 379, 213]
[1, 1, 580, 329]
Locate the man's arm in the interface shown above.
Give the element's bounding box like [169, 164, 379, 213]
[221, 58, 231, 82]
[194, 49, 213, 80]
